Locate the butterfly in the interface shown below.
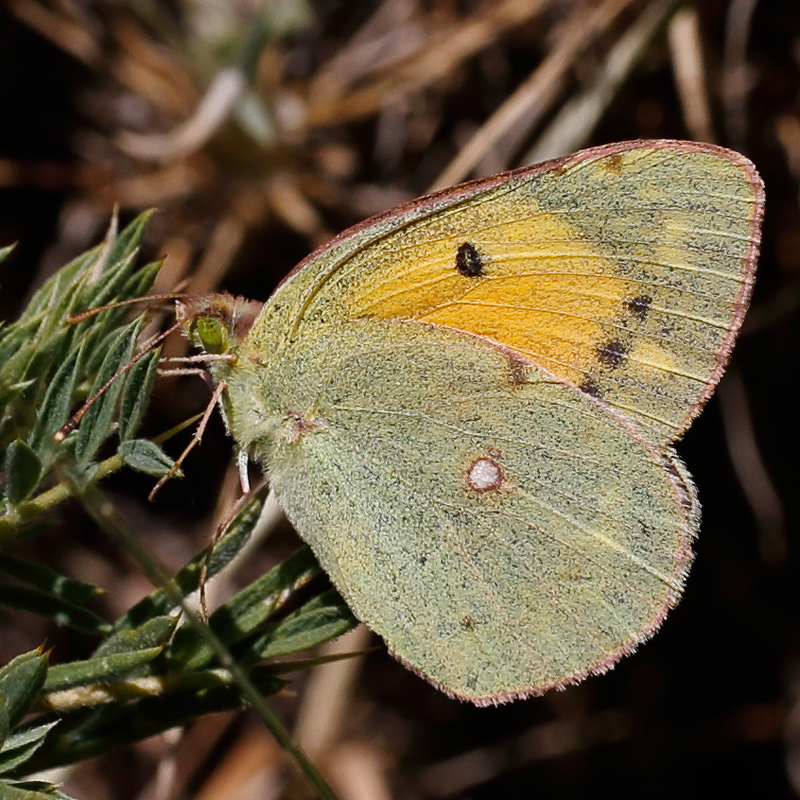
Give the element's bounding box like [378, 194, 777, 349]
[179, 140, 763, 705]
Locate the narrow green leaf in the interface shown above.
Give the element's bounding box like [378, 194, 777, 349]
[104, 210, 155, 273]
[118, 260, 160, 300]
[4, 441, 42, 505]
[68, 215, 147, 320]
[32, 329, 73, 378]
[70, 303, 137, 375]
[9, 327, 70, 395]
[23, 671, 284, 772]
[0, 650, 48, 729]
[83, 316, 139, 381]
[173, 546, 321, 670]
[111, 489, 266, 632]
[247, 591, 357, 662]
[0, 554, 102, 605]
[118, 439, 174, 476]
[0, 724, 58, 755]
[0, 244, 15, 264]
[0, 782, 77, 800]
[0, 584, 110, 636]
[0, 342, 36, 406]
[13, 247, 96, 328]
[26, 338, 86, 463]
[93, 616, 176, 658]
[74, 320, 142, 464]
[0, 329, 71, 440]
[0, 322, 44, 384]
[212, 546, 321, 636]
[43, 648, 164, 692]
[4, 215, 154, 411]
[118, 349, 160, 442]
[79, 252, 138, 315]
[0, 780, 60, 799]
[0, 722, 59, 775]
[70, 256, 160, 357]
[0, 697, 9, 750]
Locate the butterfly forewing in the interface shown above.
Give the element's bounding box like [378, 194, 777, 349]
[265, 141, 762, 447]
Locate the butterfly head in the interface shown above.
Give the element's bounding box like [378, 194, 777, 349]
[176, 293, 263, 357]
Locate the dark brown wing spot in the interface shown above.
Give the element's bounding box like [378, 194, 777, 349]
[597, 340, 627, 369]
[580, 377, 602, 398]
[508, 354, 527, 386]
[456, 242, 484, 277]
[627, 295, 652, 321]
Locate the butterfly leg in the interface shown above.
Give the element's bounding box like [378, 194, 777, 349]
[147, 379, 228, 501]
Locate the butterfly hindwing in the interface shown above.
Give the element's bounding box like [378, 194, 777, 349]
[239, 321, 698, 704]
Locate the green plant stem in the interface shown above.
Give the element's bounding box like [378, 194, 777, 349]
[0, 454, 125, 540]
[0, 414, 204, 541]
[73, 476, 340, 800]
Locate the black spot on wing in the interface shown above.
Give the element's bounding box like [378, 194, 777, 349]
[580, 377, 603, 398]
[597, 340, 627, 369]
[627, 295, 652, 321]
[456, 242, 484, 277]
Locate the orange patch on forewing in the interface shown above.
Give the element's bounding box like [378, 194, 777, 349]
[346, 200, 628, 385]
[419, 273, 629, 379]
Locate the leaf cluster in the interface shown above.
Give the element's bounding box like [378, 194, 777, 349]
[0, 217, 356, 798]
[0, 212, 169, 526]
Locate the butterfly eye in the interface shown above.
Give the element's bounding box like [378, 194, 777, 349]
[195, 316, 230, 354]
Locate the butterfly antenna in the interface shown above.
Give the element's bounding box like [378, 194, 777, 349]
[54, 319, 184, 443]
[66, 293, 190, 324]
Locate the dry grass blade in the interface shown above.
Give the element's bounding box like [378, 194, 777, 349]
[723, 0, 760, 148]
[305, 0, 550, 128]
[526, 0, 678, 162]
[430, 0, 638, 189]
[668, 6, 715, 143]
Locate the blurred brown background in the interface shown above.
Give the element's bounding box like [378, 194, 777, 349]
[1, 0, 799, 798]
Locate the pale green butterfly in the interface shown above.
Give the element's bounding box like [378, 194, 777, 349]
[178, 140, 763, 705]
